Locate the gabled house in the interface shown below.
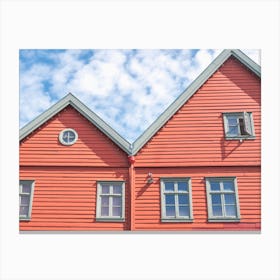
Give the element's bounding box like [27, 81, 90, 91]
[19, 49, 261, 231]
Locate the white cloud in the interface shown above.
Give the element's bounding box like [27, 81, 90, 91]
[20, 49, 260, 142]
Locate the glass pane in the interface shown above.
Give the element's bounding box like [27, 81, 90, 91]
[112, 207, 121, 217]
[113, 197, 121, 206]
[113, 185, 122, 194]
[212, 205, 223, 216]
[179, 206, 190, 217]
[22, 184, 31, 193]
[68, 131, 75, 139]
[166, 206, 175, 217]
[210, 181, 220, 191]
[223, 181, 234, 191]
[178, 194, 189, 205]
[101, 185, 110, 194]
[224, 194, 236, 204]
[225, 205, 237, 217]
[101, 207, 109, 216]
[20, 196, 30, 205]
[20, 206, 29, 216]
[101, 196, 109, 206]
[63, 131, 75, 143]
[228, 125, 239, 135]
[165, 194, 175, 205]
[228, 117, 238, 126]
[211, 194, 221, 205]
[165, 182, 174, 191]
[178, 181, 188, 191]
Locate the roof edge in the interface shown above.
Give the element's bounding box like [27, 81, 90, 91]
[20, 93, 131, 154]
[131, 49, 261, 155]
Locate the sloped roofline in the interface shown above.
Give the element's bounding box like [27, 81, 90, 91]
[131, 49, 261, 155]
[19, 93, 132, 154]
[20, 49, 261, 156]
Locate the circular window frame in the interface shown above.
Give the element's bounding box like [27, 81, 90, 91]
[59, 128, 78, 146]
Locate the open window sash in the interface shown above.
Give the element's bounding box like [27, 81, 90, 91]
[241, 112, 252, 136]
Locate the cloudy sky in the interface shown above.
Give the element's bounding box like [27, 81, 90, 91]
[19, 49, 260, 143]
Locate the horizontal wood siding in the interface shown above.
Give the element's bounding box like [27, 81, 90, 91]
[134, 167, 260, 231]
[135, 57, 261, 167]
[20, 166, 130, 231]
[20, 106, 128, 167]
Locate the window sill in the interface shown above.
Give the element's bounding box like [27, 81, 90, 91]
[19, 218, 31, 221]
[161, 218, 194, 223]
[208, 218, 241, 223]
[225, 136, 255, 140]
[96, 218, 125, 222]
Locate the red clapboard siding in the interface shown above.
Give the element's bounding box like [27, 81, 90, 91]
[19, 166, 130, 231]
[20, 106, 128, 167]
[135, 57, 261, 167]
[134, 167, 261, 231]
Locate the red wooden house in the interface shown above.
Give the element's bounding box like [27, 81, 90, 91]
[19, 49, 261, 231]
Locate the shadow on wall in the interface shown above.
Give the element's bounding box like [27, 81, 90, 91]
[220, 137, 242, 160]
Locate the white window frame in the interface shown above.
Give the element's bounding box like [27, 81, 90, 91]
[223, 112, 255, 140]
[19, 180, 35, 221]
[59, 128, 78, 146]
[160, 178, 193, 222]
[205, 177, 241, 222]
[96, 181, 125, 222]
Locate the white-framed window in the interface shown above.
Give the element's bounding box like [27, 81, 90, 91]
[205, 177, 241, 222]
[160, 178, 193, 222]
[96, 181, 125, 221]
[223, 112, 255, 139]
[59, 128, 78, 145]
[19, 180, 35, 220]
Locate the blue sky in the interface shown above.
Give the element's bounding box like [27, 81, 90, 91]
[19, 49, 260, 142]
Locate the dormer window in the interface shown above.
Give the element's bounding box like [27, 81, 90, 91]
[223, 112, 255, 140]
[59, 128, 78, 145]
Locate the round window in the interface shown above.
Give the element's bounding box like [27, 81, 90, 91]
[59, 128, 78, 146]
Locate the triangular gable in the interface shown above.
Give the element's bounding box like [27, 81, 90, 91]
[131, 49, 261, 155]
[19, 93, 131, 154]
[20, 50, 261, 156]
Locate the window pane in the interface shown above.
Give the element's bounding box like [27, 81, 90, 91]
[225, 205, 237, 217]
[68, 131, 75, 139]
[20, 196, 30, 205]
[178, 181, 188, 191]
[165, 206, 175, 217]
[20, 206, 29, 216]
[113, 197, 121, 206]
[101, 196, 109, 206]
[178, 194, 189, 205]
[211, 194, 221, 205]
[228, 117, 238, 126]
[223, 181, 234, 191]
[179, 206, 190, 217]
[212, 205, 223, 216]
[224, 194, 236, 204]
[165, 194, 175, 205]
[112, 207, 121, 217]
[101, 207, 109, 216]
[113, 185, 122, 194]
[228, 125, 239, 135]
[101, 185, 110, 194]
[165, 182, 174, 191]
[210, 181, 220, 191]
[22, 184, 31, 193]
